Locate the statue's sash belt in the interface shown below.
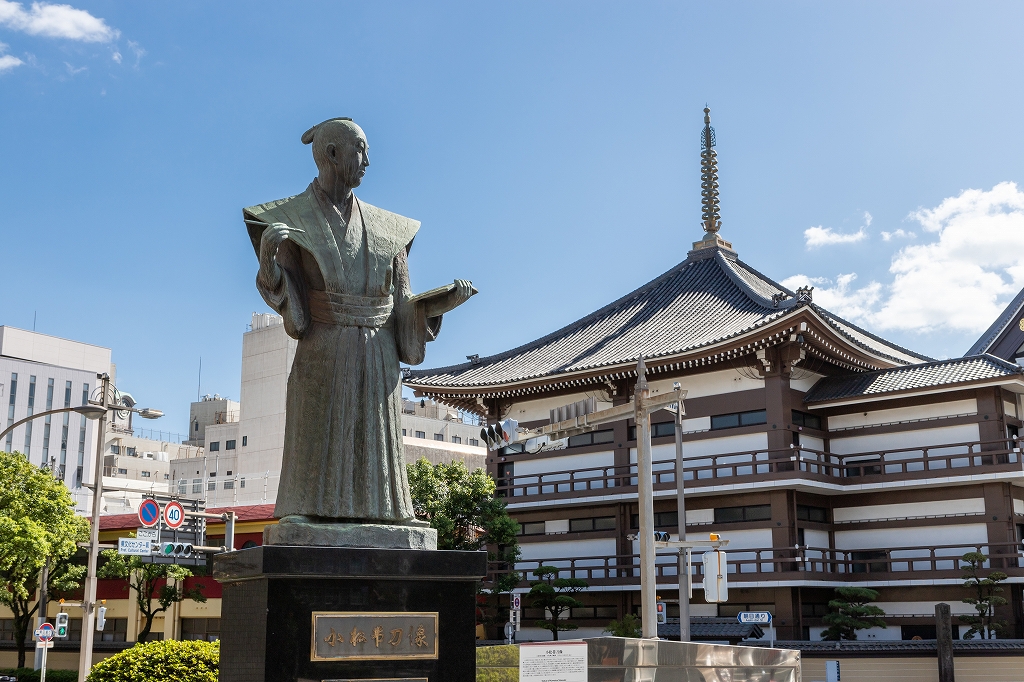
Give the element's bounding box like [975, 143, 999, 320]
[308, 290, 394, 328]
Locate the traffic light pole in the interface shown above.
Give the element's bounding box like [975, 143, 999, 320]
[78, 373, 109, 682]
[672, 389, 690, 642]
[33, 560, 48, 670]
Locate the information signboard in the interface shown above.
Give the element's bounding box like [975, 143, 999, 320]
[136, 527, 159, 542]
[118, 537, 153, 556]
[519, 641, 587, 682]
[737, 611, 772, 625]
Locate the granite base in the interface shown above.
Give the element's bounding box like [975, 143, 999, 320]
[264, 522, 438, 550]
[214, 545, 485, 682]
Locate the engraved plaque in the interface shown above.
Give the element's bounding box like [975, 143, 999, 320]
[311, 612, 438, 661]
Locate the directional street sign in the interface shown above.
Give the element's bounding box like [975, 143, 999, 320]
[36, 623, 54, 641]
[737, 611, 772, 625]
[163, 500, 185, 529]
[118, 537, 153, 556]
[138, 498, 161, 527]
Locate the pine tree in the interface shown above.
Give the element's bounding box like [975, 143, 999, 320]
[959, 551, 1007, 639]
[821, 586, 886, 640]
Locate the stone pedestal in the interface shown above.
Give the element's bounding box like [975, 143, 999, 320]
[214, 545, 485, 682]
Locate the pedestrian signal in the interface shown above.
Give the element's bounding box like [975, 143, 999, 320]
[656, 601, 667, 624]
[96, 606, 107, 631]
[55, 612, 69, 638]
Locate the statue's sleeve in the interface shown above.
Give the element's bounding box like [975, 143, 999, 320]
[393, 246, 441, 366]
[256, 240, 310, 339]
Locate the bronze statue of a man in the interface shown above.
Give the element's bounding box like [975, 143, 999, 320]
[243, 118, 473, 530]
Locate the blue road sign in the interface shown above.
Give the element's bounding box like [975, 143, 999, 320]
[737, 611, 772, 625]
[36, 623, 54, 641]
[138, 499, 160, 527]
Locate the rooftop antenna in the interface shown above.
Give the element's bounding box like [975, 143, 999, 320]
[700, 107, 722, 235]
[197, 357, 202, 402]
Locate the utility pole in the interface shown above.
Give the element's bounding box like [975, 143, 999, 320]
[78, 373, 109, 682]
[672, 383, 690, 642]
[33, 561, 48, 671]
[634, 359, 658, 638]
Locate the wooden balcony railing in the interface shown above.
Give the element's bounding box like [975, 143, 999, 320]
[496, 438, 1023, 502]
[489, 541, 1024, 587]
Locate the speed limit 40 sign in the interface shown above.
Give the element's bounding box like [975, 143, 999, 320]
[163, 500, 185, 529]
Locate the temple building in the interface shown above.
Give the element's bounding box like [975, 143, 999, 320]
[407, 109, 1024, 641]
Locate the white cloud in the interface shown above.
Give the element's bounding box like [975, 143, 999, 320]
[110, 49, 120, 63]
[63, 60, 84, 74]
[0, 53, 22, 71]
[126, 39, 144, 66]
[782, 273, 883, 323]
[804, 225, 867, 248]
[791, 182, 1024, 335]
[0, 0, 119, 42]
[863, 211, 873, 227]
[880, 229, 915, 241]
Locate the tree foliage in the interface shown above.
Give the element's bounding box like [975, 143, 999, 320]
[0, 451, 88, 667]
[821, 586, 886, 641]
[86, 639, 219, 682]
[960, 551, 1008, 639]
[527, 566, 588, 641]
[603, 613, 642, 638]
[406, 457, 521, 591]
[97, 543, 206, 642]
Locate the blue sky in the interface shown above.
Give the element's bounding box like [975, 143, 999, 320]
[2, 2, 1024, 434]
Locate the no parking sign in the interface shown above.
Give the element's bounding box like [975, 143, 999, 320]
[138, 499, 160, 527]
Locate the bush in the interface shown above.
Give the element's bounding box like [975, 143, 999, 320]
[86, 640, 219, 682]
[1, 669, 78, 682]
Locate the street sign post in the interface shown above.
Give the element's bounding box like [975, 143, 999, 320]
[738, 611, 774, 647]
[163, 500, 185, 529]
[512, 594, 521, 611]
[118, 537, 153, 556]
[136, 527, 159, 542]
[34, 623, 53, 682]
[138, 498, 161, 527]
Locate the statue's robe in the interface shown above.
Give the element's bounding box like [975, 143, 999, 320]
[244, 182, 440, 523]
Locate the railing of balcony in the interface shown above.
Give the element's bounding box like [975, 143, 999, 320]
[489, 541, 1024, 587]
[495, 438, 1023, 501]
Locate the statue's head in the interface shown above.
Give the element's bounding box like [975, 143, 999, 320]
[302, 118, 370, 188]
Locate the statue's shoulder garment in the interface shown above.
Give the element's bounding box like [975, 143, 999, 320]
[243, 186, 435, 522]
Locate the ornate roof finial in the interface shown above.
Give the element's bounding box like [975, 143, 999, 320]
[701, 107, 722, 235]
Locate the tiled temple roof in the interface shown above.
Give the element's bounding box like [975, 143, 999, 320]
[408, 247, 930, 393]
[804, 354, 1022, 404]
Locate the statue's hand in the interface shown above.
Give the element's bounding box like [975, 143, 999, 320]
[259, 222, 293, 280]
[452, 279, 475, 307]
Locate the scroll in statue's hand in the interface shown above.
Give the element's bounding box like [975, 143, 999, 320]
[410, 279, 478, 318]
[259, 222, 302, 282]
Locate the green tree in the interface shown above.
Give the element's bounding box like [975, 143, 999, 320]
[960, 551, 1008, 639]
[98, 543, 206, 642]
[0, 451, 88, 667]
[603, 613, 642, 638]
[406, 457, 522, 585]
[821, 586, 886, 641]
[527, 566, 588, 640]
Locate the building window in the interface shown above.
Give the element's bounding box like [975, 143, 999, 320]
[434, 433, 444, 441]
[126, 447, 136, 457]
[110, 445, 120, 454]
[5, 372, 17, 452]
[402, 429, 407, 436]
[569, 516, 616, 532]
[452, 436, 461, 444]
[208, 481, 216, 491]
[796, 505, 828, 523]
[567, 429, 614, 448]
[518, 521, 545, 535]
[181, 617, 220, 642]
[630, 511, 679, 529]
[193, 478, 202, 494]
[117, 468, 127, 475]
[42, 378, 54, 465]
[99, 618, 128, 642]
[628, 422, 677, 440]
[241, 435, 247, 446]
[178, 479, 188, 495]
[224, 480, 234, 490]
[209, 442, 220, 452]
[23, 375, 36, 457]
[791, 410, 822, 430]
[194, 422, 199, 432]
[469, 438, 479, 446]
[415, 431, 425, 439]
[240, 477, 245, 488]
[59, 380, 71, 474]
[713, 505, 772, 524]
[226, 440, 236, 450]
[710, 410, 767, 431]
[141, 471, 151, 478]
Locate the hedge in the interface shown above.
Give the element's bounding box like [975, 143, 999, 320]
[1, 669, 78, 682]
[85, 640, 219, 682]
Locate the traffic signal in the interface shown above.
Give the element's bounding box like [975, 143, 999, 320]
[96, 606, 107, 631]
[656, 601, 667, 625]
[653, 531, 671, 542]
[481, 418, 519, 450]
[161, 542, 194, 557]
[55, 612, 69, 639]
[702, 550, 729, 603]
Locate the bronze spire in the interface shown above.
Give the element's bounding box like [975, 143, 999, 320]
[700, 107, 722, 235]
